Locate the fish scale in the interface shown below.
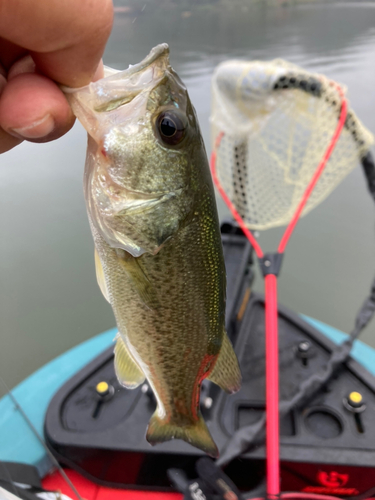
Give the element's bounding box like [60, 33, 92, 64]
[65, 44, 241, 457]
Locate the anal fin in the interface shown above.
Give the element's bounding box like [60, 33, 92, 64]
[114, 333, 145, 389]
[208, 331, 241, 394]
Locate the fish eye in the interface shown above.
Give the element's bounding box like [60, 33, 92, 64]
[156, 111, 186, 146]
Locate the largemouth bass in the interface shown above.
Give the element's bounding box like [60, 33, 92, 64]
[65, 44, 241, 457]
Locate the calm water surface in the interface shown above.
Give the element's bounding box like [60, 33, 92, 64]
[1, 0, 375, 388]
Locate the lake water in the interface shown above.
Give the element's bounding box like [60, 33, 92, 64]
[1, 0, 375, 388]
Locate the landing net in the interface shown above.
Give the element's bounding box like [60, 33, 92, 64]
[211, 59, 373, 231]
[210, 59, 374, 500]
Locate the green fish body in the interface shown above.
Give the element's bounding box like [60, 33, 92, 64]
[65, 44, 241, 457]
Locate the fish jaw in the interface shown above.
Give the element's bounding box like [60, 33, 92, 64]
[63, 44, 170, 143]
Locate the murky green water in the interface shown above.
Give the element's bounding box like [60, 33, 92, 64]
[1, 0, 375, 388]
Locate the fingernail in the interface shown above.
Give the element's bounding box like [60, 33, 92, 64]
[10, 114, 54, 139]
[8, 55, 36, 81]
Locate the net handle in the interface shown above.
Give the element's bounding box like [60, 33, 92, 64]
[264, 273, 279, 500]
[211, 81, 348, 500]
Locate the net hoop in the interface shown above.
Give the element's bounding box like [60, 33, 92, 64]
[211, 81, 348, 257]
[211, 59, 373, 232]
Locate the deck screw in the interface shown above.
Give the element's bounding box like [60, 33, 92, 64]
[203, 397, 213, 409]
[298, 341, 310, 353]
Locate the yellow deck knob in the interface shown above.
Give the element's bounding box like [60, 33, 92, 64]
[349, 391, 362, 404]
[96, 381, 109, 395]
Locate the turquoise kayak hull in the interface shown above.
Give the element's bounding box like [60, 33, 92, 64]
[1, 319, 375, 477]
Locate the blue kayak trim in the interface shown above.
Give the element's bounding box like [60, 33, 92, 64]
[0, 327, 117, 476]
[1, 319, 375, 477]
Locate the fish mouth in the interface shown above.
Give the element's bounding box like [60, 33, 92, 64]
[95, 45, 170, 113]
[109, 44, 170, 80]
[74, 44, 171, 115]
[63, 44, 176, 146]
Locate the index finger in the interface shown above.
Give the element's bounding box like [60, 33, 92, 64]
[0, 0, 113, 87]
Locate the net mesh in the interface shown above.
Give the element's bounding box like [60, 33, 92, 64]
[211, 59, 374, 230]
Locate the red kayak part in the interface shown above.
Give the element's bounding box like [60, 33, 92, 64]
[42, 468, 182, 500]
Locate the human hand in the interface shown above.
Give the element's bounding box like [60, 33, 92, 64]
[0, 0, 113, 154]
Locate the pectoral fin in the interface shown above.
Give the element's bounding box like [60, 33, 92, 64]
[95, 249, 110, 302]
[208, 332, 241, 394]
[117, 250, 159, 309]
[114, 333, 145, 389]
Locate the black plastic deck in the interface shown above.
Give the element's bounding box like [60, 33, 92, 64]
[44, 221, 375, 495]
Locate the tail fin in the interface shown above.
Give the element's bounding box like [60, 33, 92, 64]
[146, 412, 219, 458]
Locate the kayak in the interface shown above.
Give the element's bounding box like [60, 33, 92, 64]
[1, 222, 375, 499]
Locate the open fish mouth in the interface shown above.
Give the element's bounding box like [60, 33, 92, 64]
[62, 44, 171, 127]
[95, 44, 171, 112]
